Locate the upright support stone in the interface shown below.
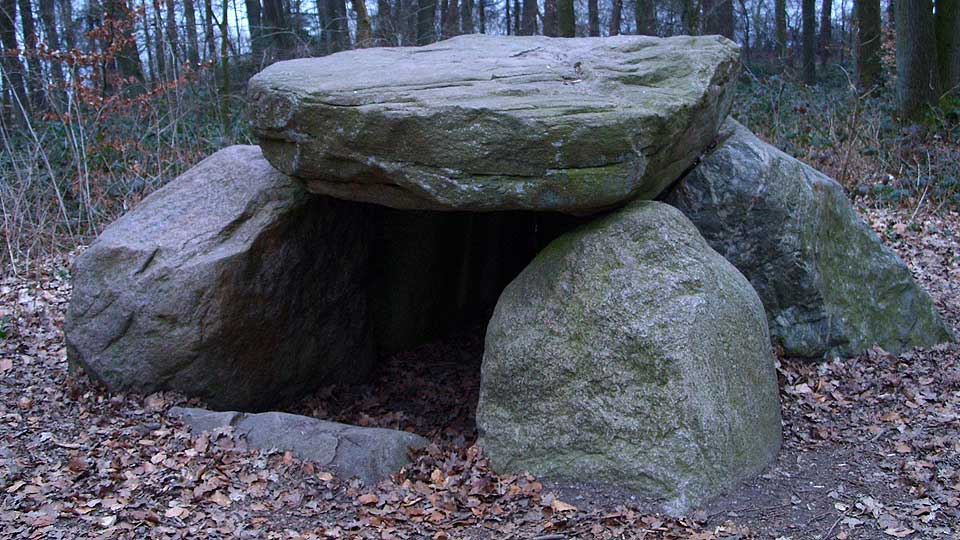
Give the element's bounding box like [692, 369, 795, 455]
[477, 201, 782, 512]
[664, 120, 955, 358]
[65, 146, 375, 410]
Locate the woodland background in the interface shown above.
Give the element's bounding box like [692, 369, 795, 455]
[0, 0, 958, 274]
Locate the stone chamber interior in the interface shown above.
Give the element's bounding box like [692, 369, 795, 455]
[288, 206, 589, 442]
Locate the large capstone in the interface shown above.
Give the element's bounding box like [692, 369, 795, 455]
[248, 34, 740, 213]
[476, 201, 782, 512]
[65, 146, 375, 410]
[664, 120, 955, 358]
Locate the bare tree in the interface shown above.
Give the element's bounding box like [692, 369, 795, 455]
[183, 0, 201, 65]
[443, 0, 460, 36]
[558, 0, 574, 35]
[703, 0, 734, 38]
[164, 0, 181, 72]
[105, 0, 146, 86]
[16, 0, 46, 107]
[461, 0, 473, 33]
[543, 0, 558, 36]
[894, 0, 940, 119]
[478, 0, 485, 32]
[856, 0, 882, 90]
[680, 0, 699, 34]
[588, 0, 599, 36]
[0, 0, 30, 121]
[38, 0, 65, 103]
[352, 0, 374, 45]
[802, 0, 816, 83]
[635, 0, 656, 35]
[520, 0, 536, 34]
[417, 0, 437, 43]
[610, 0, 622, 35]
[775, 0, 787, 61]
[819, 0, 833, 61]
[936, 0, 959, 94]
[203, 0, 216, 60]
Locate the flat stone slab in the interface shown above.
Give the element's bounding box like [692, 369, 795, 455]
[169, 407, 428, 485]
[249, 34, 740, 213]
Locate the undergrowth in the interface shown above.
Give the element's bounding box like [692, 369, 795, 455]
[733, 59, 960, 213]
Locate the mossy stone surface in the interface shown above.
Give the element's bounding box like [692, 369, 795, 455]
[665, 120, 955, 358]
[248, 34, 740, 213]
[476, 201, 782, 512]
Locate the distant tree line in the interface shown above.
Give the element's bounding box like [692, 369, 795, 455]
[1, 0, 958, 125]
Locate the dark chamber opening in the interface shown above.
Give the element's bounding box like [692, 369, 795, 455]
[292, 206, 589, 442]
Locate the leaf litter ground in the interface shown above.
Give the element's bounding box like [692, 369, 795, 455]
[0, 205, 957, 539]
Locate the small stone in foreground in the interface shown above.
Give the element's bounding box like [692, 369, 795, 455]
[169, 407, 428, 485]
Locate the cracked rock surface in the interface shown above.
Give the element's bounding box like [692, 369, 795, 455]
[64, 146, 375, 411]
[168, 407, 428, 485]
[248, 34, 740, 213]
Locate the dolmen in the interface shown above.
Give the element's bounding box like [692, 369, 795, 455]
[65, 34, 954, 512]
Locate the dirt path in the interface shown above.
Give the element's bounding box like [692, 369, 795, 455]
[1, 207, 957, 539]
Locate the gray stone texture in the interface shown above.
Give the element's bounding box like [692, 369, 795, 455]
[248, 34, 740, 213]
[664, 120, 955, 358]
[476, 200, 782, 512]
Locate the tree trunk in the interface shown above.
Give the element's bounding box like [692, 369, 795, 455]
[557, 0, 573, 36]
[520, 0, 536, 34]
[0, 0, 29, 121]
[201, 0, 216, 60]
[443, 0, 459, 36]
[505, 0, 510, 34]
[38, 0, 66, 104]
[106, 0, 146, 86]
[681, 0, 698, 34]
[58, 0, 76, 49]
[775, 0, 787, 61]
[417, 0, 437, 43]
[220, 0, 230, 139]
[478, 0, 485, 32]
[634, 0, 655, 35]
[513, 0, 520, 36]
[151, 0, 167, 78]
[164, 0, 180, 73]
[461, 0, 473, 32]
[802, 0, 817, 83]
[17, 0, 46, 108]
[587, 0, 599, 36]
[856, 0, 881, 89]
[183, 0, 201, 64]
[246, 0, 265, 56]
[610, 0, 622, 35]
[142, 0, 156, 81]
[376, 0, 392, 43]
[895, 0, 940, 119]
[819, 0, 833, 62]
[262, 0, 290, 55]
[351, 0, 374, 45]
[703, 0, 734, 37]
[935, 0, 959, 94]
[543, 0, 558, 36]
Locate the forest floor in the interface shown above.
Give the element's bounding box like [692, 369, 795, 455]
[0, 204, 958, 540]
